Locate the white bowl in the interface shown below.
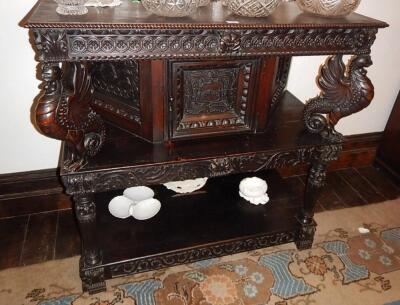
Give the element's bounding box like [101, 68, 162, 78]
[123, 186, 155, 203]
[108, 196, 134, 219]
[239, 191, 270, 205]
[130, 198, 161, 220]
[239, 177, 268, 198]
[163, 178, 208, 194]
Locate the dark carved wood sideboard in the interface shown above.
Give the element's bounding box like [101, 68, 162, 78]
[21, 0, 387, 294]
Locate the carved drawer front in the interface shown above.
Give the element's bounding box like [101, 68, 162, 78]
[168, 59, 261, 140]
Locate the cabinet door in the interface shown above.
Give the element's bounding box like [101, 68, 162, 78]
[168, 59, 263, 140]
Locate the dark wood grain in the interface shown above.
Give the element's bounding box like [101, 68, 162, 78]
[55, 210, 81, 260]
[326, 171, 367, 207]
[0, 216, 28, 269]
[20, 212, 58, 266]
[0, 194, 72, 219]
[356, 166, 400, 200]
[0, 169, 62, 200]
[337, 167, 385, 203]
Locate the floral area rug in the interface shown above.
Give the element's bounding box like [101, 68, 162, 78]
[1, 199, 400, 305]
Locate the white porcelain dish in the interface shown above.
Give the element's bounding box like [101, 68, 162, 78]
[123, 186, 155, 203]
[130, 198, 162, 220]
[108, 196, 134, 219]
[164, 177, 208, 194]
[239, 191, 270, 205]
[239, 177, 268, 198]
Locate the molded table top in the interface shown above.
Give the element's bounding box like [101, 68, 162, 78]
[22, 0, 387, 29]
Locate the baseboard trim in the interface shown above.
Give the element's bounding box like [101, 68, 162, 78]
[0, 132, 383, 217]
[0, 168, 63, 200]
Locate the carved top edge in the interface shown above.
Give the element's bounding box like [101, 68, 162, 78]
[23, 23, 387, 30]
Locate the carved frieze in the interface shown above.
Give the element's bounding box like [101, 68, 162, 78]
[61, 145, 339, 195]
[32, 28, 378, 62]
[109, 230, 297, 277]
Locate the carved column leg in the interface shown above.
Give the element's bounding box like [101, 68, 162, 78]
[74, 194, 106, 294]
[34, 62, 105, 172]
[295, 144, 342, 250]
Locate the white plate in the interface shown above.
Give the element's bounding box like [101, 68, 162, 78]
[123, 186, 154, 203]
[108, 196, 134, 219]
[163, 177, 208, 193]
[131, 198, 161, 220]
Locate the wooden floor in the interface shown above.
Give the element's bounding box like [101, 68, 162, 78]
[0, 165, 399, 271]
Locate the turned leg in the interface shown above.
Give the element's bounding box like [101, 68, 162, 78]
[295, 160, 325, 250]
[74, 194, 106, 294]
[34, 62, 105, 172]
[296, 145, 342, 250]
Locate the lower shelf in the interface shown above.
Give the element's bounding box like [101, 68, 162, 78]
[92, 170, 307, 279]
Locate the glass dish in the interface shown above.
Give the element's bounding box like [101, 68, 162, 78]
[141, 0, 199, 17]
[227, 0, 282, 17]
[296, 0, 361, 17]
[198, 0, 211, 6]
[54, 0, 89, 15]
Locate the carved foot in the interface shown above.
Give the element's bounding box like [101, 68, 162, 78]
[35, 62, 105, 172]
[304, 54, 374, 143]
[80, 259, 106, 294]
[295, 220, 316, 251]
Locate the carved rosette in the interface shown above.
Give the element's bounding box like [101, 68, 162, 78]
[303, 54, 374, 143]
[35, 62, 105, 171]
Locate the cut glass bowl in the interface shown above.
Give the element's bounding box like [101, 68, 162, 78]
[141, 0, 199, 17]
[227, 0, 282, 17]
[296, 0, 361, 17]
[54, 0, 89, 15]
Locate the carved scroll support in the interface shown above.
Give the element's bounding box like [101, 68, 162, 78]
[74, 194, 106, 294]
[304, 54, 374, 143]
[35, 62, 105, 172]
[296, 144, 342, 250]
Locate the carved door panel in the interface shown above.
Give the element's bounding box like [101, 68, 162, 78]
[92, 60, 142, 131]
[168, 59, 261, 140]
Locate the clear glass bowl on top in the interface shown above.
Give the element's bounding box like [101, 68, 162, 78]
[141, 0, 199, 17]
[198, 0, 211, 6]
[296, 0, 361, 17]
[54, 0, 89, 15]
[227, 0, 282, 17]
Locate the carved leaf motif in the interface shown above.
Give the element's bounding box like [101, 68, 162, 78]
[318, 55, 351, 104]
